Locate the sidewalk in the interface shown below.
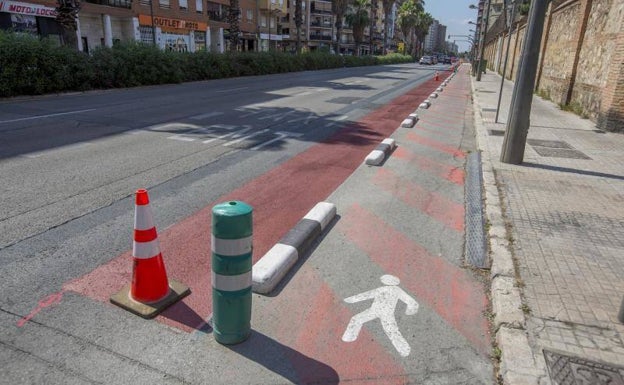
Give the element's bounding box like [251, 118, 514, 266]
[471, 69, 624, 384]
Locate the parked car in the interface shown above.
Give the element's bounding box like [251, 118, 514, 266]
[419, 56, 433, 65]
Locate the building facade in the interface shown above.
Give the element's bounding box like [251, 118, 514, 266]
[1, 0, 401, 56]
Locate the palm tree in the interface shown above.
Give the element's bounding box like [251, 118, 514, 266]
[345, 0, 370, 56]
[55, 0, 80, 49]
[295, 0, 303, 53]
[381, 0, 394, 54]
[228, 0, 241, 51]
[368, 0, 378, 54]
[332, 0, 351, 54]
[397, 0, 423, 57]
[414, 11, 433, 58]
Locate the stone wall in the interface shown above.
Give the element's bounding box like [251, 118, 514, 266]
[483, 0, 624, 132]
[539, 1, 581, 105]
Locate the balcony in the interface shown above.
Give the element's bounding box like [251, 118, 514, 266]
[85, 0, 131, 8]
[309, 33, 332, 41]
[310, 21, 332, 28]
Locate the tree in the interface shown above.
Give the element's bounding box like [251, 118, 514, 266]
[381, 0, 394, 54]
[295, 0, 303, 53]
[346, 0, 370, 56]
[368, 0, 378, 54]
[332, 0, 351, 54]
[413, 11, 432, 58]
[397, 0, 425, 58]
[55, 0, 80, 49]
[228, 0, 240, 51]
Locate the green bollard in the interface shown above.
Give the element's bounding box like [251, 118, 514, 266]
[211, 201, 253, 344]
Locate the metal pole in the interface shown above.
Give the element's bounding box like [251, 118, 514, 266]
[495, 0, 516, 123]
[500, 0, 549, 164]
[619, 296, 624, 324]
[476, 0, 491, 81]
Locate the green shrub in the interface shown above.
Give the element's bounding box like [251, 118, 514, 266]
[0, 30, 424, 97]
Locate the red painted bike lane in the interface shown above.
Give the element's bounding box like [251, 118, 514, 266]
[61, 66, 492, 383]
[63, 76, 444, 333]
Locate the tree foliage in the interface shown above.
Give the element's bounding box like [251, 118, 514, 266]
[332, 0, 351, 53]
[345, 0, 370, 56]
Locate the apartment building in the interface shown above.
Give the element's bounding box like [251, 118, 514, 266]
[1, 0, 397, 55]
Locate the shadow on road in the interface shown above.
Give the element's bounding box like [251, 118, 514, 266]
[228, 330, 340, 385]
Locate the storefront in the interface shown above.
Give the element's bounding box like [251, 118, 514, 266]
[0, 0, 63, 43]
[138, 14, 207, 53]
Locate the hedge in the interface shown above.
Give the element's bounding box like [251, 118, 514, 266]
[0, 31, 414, 97]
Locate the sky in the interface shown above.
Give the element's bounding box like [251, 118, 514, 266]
[423, 0, 479, 52]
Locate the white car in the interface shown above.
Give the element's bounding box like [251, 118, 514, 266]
[419, 56, 433, 65]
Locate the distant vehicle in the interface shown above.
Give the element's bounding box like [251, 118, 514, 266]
[419, 56, 433, 65]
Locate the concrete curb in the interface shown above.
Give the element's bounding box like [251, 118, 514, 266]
[252, 202, 336, 295]
[469, 70, 549, 385]
[365, 138, 396, 166]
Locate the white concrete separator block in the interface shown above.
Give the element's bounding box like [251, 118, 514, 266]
[408, 113, 419, 120]
[436, 87, 443, 92]
[381, 138, 396, 148]
[419, 102, 429, 109]
[252, 244, 298, 294]
[424, 99, 431, 105]
[365, 150, 385, 165]
[401, 117, 415, 128]
[303, 202, 336, 231]
[429, 93, 438, 98]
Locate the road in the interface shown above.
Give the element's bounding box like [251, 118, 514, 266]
[0, 63, 493, 384]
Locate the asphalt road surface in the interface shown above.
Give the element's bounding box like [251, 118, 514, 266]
[0, 62, 493, 384]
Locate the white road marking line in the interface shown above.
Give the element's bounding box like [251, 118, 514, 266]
[21, 142, 93, 158]
[224, 129, 270, 147]
[0, 109, 96, 124]
[324, 115, 349, 127]
[202, 125, 253, 144]
[168, 135, 196, 142]
[190, 112, 224, 120]
[250, 131, 304, 151]
[215, 87, 248, 93]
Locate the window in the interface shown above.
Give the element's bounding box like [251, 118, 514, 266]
[179, 0, 187, 9]
[246, 9, 253, 21]
[159, 0, 170, 9]
[196, 0, 203, 13]
[260, 15, 267, 27]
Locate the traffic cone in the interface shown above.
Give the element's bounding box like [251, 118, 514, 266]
[110, 189, 190, 319]
[434, 71, 439, 81]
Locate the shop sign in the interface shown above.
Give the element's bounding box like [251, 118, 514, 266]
[0, 0, 57, 17]
[138, 14, 206, 31]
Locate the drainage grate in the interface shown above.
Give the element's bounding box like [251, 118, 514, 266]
[488, 129, 505, 136]
[527, 139, 574, 149]
[531, 146, 591, 159]
[544, 350, 624, 385]
[464, 152, 488, 269]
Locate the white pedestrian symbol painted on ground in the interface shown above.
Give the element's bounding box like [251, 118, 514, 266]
[342, 275, 419, 357]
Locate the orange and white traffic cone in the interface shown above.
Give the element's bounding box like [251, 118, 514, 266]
[110, 189, 190, 319]
[131, 189, 169, 302]
[434, 71, 439, 81]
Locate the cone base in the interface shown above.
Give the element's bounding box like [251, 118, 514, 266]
[110, 279, 190, 319]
